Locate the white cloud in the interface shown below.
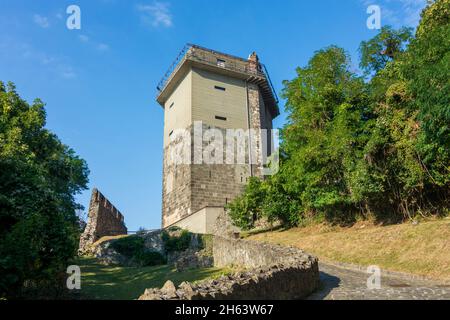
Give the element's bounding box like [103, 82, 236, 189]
[0, 38, 76, 80]
[96, 43, 110, 51]
[60, 65, 76, 79]
[33, 14, 50, 28]
[78, 35, 90, 43]
[137, 2, 173, 28]
[78, 34, 110, 52]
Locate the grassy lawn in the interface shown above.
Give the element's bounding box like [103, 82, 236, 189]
[247, 217, 450, 280]
[76, 257, 229, 300]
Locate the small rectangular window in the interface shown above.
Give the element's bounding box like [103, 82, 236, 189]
[169, 130, 173, 137]
[169, 102, 174, 109]
[214, 86, 226, 91]
[215, 115, 227, 121]
[217, 59, 226, 68]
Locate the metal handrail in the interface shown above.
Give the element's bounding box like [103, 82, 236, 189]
[261, 64, 279, 104]
[127, 229, 158, 235]
[156, 44, 191, 92]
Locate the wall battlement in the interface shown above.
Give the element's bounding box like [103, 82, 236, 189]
[92, 189, 125, 223]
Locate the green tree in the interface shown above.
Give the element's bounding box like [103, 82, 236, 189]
[0, 82, 89, 298]
[280, 46, 370, 221]
[359, 26, 413, 74]
[402, 0, 450, 187]
[228, 47, 371, 227]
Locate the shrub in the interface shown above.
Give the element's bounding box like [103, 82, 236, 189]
[110, 236, 166, 267]
[161, 229, 192, 252]
[134, 251, 166, 267]
[110, 236, 145, 258]
[226, 177, 266, 230]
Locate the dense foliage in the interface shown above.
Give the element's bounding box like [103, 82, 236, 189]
[0, 82, 89, 298]
[228, 0, 450, 229]
[161, 228, 192, 253]
[110, 236, 166, 267]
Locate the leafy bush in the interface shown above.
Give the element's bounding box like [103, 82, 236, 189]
[110, 236, 166, 267]
[161, 229, 192, 252]
[198, 234, 213, 252]
[134, 251, 166, 267]
[110, 236, 145, 258]
[226, 177, 266, 230]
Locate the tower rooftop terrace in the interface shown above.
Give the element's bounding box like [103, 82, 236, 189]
[156, 44, 279, 117]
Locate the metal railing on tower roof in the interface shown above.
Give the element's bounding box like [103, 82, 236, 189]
[156, 44, 279, 104]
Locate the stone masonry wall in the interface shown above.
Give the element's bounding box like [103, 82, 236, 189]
[247, 82, 264, 178]
[139, 236, 320, 300]
[213, 236, 310, 268]
[162, 123, 251, 228]
[79, 188, 127, 255]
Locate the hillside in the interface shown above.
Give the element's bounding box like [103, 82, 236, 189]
[247, 218, 450, 281]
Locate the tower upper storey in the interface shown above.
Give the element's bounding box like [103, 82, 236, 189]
[156, 44, 279, 118]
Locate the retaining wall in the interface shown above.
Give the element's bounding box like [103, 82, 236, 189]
[139, 236, 319, 300]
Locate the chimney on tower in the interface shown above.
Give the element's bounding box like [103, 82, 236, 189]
[248, 51, 261, 74]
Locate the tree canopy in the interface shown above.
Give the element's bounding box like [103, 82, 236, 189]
[0, 81, 89, 298]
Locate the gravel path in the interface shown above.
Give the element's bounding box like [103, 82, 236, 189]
[308, 262, 450, 300]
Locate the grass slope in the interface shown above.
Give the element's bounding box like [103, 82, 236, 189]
[247, 218, 450, 280]
[76, 257, 229, 300]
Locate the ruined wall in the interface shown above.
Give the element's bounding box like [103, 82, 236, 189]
[139, 236, 320, 300]
[79, 188, 127, 255]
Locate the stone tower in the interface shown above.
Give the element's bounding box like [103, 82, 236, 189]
[156, 44, 279, 233]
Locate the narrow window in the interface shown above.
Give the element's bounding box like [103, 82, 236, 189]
[215, 115, 227, 121]
[214, 85, 226, 91]
[169, 130, 173, 137]
[217, 59, 226, 68]
[169, 102, 174, 109]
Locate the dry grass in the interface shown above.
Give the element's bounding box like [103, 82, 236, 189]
[247, 217, 450, 280]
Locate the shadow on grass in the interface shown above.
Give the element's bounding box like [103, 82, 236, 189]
[76, 257, 228, 300]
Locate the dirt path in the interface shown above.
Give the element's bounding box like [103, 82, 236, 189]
[308, 262, 450, 300]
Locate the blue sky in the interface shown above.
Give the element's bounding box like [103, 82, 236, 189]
[0, 0, 427, 230]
